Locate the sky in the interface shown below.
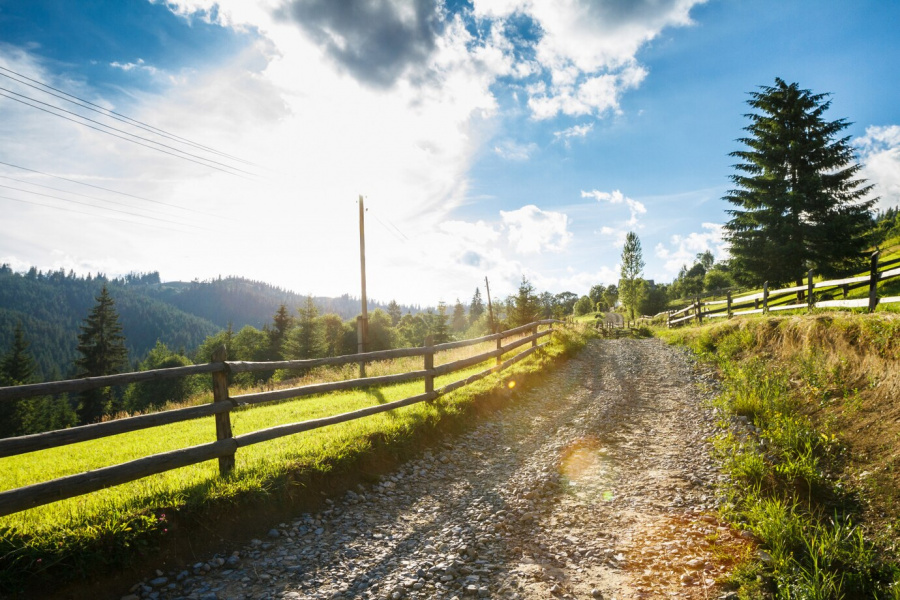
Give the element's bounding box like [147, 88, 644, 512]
[1, 0, 899, 307]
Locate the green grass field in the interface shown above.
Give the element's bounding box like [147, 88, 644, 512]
[0, 327, 588, 591]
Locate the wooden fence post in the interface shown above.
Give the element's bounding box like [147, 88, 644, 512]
[807, 270, 815, 311]
[496, 332, 503, 366]
[763, 281, 769, 314]
[423, 335, 434, 397]
[695, 298, 702, 324]
[211, 345, 235, 476]
[726, 291, 732, 319]
[869, 251, 881, 313]
[356, 317, 366, 378]
[531, 323, 538, 348]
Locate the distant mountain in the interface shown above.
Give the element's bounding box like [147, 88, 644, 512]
[0, 267, 419, 381]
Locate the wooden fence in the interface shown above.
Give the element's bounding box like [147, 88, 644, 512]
[0, 320, 560, 517]
[668, 252, 900, 327]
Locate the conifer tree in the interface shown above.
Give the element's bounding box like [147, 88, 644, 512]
[0, 324, 37, 437]
[510, 277, 540, 327]
[469, 288, 485, 325]
[387, 300, 402, 327]
[75, 285, 128, 423]
[619, 232, 645, 320]
[286, 295, 322, 359]
[268, 304, 293, 360]
[431, 302, 450, 344]
[451, 299, 467, 332]
[724, 78, 875, 286]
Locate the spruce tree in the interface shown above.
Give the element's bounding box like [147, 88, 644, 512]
[387, 300, 402, 327]
[619, 232, 645, 320]
[724, 78, 875, 286]
[268, 304, 293, 361]
[451, 299, 467, 332]
[75, 285, 128, 423]
[510, 277, 540, 327]
[469, 288, 485, 325]
[0, 324, 37, 437]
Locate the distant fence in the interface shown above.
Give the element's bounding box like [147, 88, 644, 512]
[668, 252, 900, 327]
[0, 320, 560, 517]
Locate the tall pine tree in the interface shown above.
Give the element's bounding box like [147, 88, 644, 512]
[75, 285, 128, 423]
[469, 288, 485, 325]
[724, 78, 875, 286]
[0, 324, 37, 437]
[619, 232, 645, 320]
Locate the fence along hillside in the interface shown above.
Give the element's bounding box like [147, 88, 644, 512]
[0, 320, 560, 517]
[668, 251, 900, 327]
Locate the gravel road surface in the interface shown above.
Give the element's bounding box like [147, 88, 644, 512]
[123, 338, 747, 600]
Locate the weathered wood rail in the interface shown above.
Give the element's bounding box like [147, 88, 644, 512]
[0, 320, 560, 517]
[667, 252, 900, 327]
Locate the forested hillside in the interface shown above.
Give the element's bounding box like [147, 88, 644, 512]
[0, 268, 219, 378]
[144, 276, 413, 330]
[0, 267, 418, 380]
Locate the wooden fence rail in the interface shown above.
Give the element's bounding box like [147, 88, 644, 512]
[668, 252, 900, 327]
[0, 320, 560, 517]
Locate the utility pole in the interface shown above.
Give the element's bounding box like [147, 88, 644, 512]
[358, 195, 368, 377]
[485, 276, 495, 333]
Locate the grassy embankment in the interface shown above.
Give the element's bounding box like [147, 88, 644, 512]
[661, 314, 900, 598]
[0, 325, 591, 593]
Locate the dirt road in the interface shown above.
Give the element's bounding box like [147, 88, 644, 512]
[127, 338, 748, 600]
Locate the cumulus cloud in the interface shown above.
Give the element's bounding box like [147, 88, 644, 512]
[582, 188, 646, 227]
[654, 222, 726, 276]
[500, 205, 572, 254]
[473, 0, 704, 119]
[275, 0, 442, 89]
[854, 125, 900, 210]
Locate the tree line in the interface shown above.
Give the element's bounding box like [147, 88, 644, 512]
[0, 277, 580, 438]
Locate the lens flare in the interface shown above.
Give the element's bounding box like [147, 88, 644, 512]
[507, 380, 516, 389]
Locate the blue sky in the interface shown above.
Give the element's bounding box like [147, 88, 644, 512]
[1, 0, 899, 306]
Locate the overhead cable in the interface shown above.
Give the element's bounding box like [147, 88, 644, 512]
[0, 87, 256, 178]
[0, 65, 257, 167]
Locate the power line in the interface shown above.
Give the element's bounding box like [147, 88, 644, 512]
[0, 174, 198, 220]
[0, 159, 219, 217]
[0, 87, 256, 178]
[0, 65, 257, 167]
[370, 211, 408, 244]
[0, 184, 214, 231]
[0, 194, 200, 234]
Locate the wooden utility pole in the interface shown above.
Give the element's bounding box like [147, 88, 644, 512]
[485, 276, 495, 333]
[358, 195, 369, 377]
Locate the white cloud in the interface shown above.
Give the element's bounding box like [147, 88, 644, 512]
[854, 125, 900, 210]
[553, 122, 593, 146]
[582, 188, 646, 227]
[109, 58, 160, 76]
[500, 205, 572, 254]
[493, 139, 538, 161]
[473, 0, 704, 119]
[654, 222, 726, 277]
